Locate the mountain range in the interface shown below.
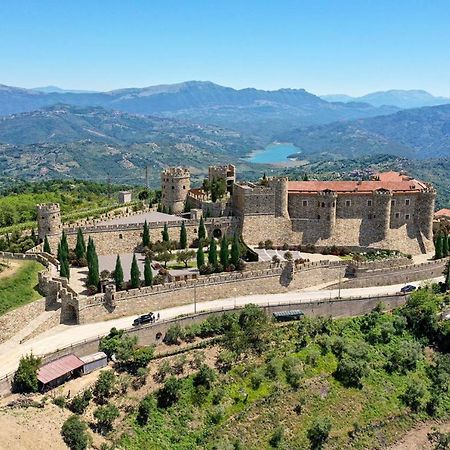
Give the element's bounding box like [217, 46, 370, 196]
[321, 89, 450, 109]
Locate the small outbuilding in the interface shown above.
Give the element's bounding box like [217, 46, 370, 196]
[273, 310, 305, 322]
[80, 351, 108, 374]
[37, 354, 84, 391]
[118, 191, 132, 204]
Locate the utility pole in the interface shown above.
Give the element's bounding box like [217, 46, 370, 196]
[145, 165, 149, 189]
[194, 284, 197, 314]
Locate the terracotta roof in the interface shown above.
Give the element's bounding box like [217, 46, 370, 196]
[37, 354, 84, 384]
[435, 208, 450, 218]
[288, 174, 427, 194]
[374, 171, 412, 182]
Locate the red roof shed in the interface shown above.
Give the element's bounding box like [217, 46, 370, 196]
[38, 354, 84, 388]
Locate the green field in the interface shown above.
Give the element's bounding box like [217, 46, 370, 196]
[0, 260, 44, 316]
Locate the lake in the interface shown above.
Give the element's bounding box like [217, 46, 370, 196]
[247, 142, 300, 164]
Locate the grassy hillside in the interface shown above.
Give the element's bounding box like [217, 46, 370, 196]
[0, 260, 43, 315]
[47, 290, 450, 450]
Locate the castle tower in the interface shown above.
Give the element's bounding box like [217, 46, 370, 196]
[373, 189, 393, 240]
[415, 188, 436, 240]
[318, 190, 337, 237]
[161, 167, 190, 214]
[272, 177, 290, 218]
[208, 164, 236, 194]
[37, 203, 62, 241]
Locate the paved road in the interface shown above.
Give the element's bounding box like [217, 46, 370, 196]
[0, 277, 441, 379]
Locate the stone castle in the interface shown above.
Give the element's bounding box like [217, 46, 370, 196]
[161, 167, 436, 255]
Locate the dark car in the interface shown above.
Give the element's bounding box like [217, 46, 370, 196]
[133, 312, 155, 326]
[400, 285, 416, 293]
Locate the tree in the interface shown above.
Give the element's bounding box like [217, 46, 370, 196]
[197, 245, 205, 269]
[144, 257, 153, 286]
[142, 220, 150, 248]
[193, 364, 216, 389]
[157, 376, 182, 408]
[61, 415, 91, 450]
[334, 355, 367, 388]
[208, 237, 218, 267]
[435, 233, 444, 259]
[230, 234, 241, 267]
[138, 189, 149, 201]
[137, 395, 156, 426]
[93, 403, 120, 435]
[401, 377, 428, 412]
[114, 255, 124, 290]
[43, 235, 51, 254]
[93, 370, 116, 404]
[444, 234, 449, 257]
[75, 228, 86, 261]
[162, 223, 170, 242]
[87, 238, 99, 289]
[130, 254, 141, 289]
[13, 353, 42, 393]
[180, 221, 187, 249]
[177, 249, 196, 268]
[307, 418, 331, 449]
[220, 235, 229, 268]
[198, 216, 206, 241]
[61, 230, 69, 256]
[58, 234, 70, 280]
[155, 250, 172, 268]
[444, 260, 450, 290]
[68, 390, 92, 415]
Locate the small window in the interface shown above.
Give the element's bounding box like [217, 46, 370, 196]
[119, 233, 123, 239]
[321, 202, 325, 208]
[183, 185, 186, 189]
[172, 186, 174, 190]
[405, 199, 410, 206]
[345, 200, 351, 207]
[302, 200, 308, 207]
[405, 214, 410, 220]
[317, 214, 321, 220]
[367, 200, 372, 207]
[391, 199, 396, 206]
[395, 212, 400, 219]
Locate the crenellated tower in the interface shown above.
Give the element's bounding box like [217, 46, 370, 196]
[161, 167, 191, 214]
[37, 203, 62, 241]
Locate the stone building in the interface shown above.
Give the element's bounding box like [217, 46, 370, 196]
[160, 167, 190, 214]
[118, 191, 132, 204]
[208, 164, 236, 193]
[234, 171, 436, 255]
[37, 203, 62, 241]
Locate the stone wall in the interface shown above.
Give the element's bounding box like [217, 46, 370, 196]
[77, 262, 346, 323]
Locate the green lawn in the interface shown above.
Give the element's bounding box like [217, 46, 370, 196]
[0, 260, 44, 316]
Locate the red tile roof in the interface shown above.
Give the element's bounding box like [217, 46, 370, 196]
[435, 208, 450, 218]
[37, 354, 84, 384]
[288, 172, 427, 194]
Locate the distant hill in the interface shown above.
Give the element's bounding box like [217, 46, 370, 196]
[0, 105, 260, 185]
[279, 104, 450, 160]
[321, 89, 450, 109]
[32, 86, 99, 94]
[0, 81, 398, 138]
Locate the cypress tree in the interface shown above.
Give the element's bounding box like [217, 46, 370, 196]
[198, 217, 206, 241]
[43, 235, 51, 254]
[75, 228, 86, 261]
[31, 228, 37, 244]
[87, 239, 99, 289]
[114, 255, 124, 290]
[197, 245, 205, 269]
[142, 220, 150, 248]
[162, 223, 170, 242]
[61, 230, 69, 258]
[57, 241, 62, 262]
[230, 234, 241, 267]
[444, 233, 449, 258]
[58, 236, 70, 279]
[130, 254, 140, 289]
[208, 237, 218, 267]
[180, 221, 187, 249]
[220, 235, 229, 268]
[435, 233, 444, 259]
[144, 257, 153, 287]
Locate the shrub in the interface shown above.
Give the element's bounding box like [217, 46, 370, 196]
[334, 356, 367, 388]
[282, 357, 303, 389]
[13, 353, 42, 393]
[208, 406, 224, 424]
[156, 360, 172, 382]
[137, 395, 156, 426]
[53, 396, 66, 408]
[387, 340, 423, 374]
[193, 364, 216, 389]
[164, 323, 184, 345]
[61, 415, 91, 450]
[307, 417, 331, 449]
[216, 350, 236, 373]
[269, 427, 284, 448]
[94, 403, 120, 435]
[250, 372, 264, 390]
[68, 390, 92, 415]
[93, 371, 116, 404]
[264, 239, 273, 250]
[157, 376, 182, 408]
[401, 378, 428, 412]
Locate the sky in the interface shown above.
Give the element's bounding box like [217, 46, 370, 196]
[1, 0, 450, 96]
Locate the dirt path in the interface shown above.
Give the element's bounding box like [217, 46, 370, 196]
[388, 420, 450, 450]
[0, 260, 21, 280]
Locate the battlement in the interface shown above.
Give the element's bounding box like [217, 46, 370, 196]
[162, 167, 190, 178]
[37, 203, 61, 212]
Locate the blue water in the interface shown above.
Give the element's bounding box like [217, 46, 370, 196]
[247, 142, 300, 164]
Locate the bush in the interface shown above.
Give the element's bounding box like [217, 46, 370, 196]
[94, 403, 120, 435]
[264, 239, 273, 250]
[282, 357, 303, 389]
[93, 371, 116, 404]
[157, 376, 182, 408]
[61, 415, 91, 450]
[193, 364, 216, 389]
[68, 390, 92, 415]
[334, 356, 367, 388]
[307, 417, 331, 449]
[137, 395, 156, 426]
[250, 372, 264, 390]
[13, 353, 42, 393]
[53, 396, 66, 408]
[269, 427, 284, 448]
[216, 350, 236, 373]
[401, 377, 428, 412]
[164, 323, 184, 345]
[387, 340, 423, 374]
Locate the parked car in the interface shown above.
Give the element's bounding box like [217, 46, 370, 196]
[133, 312, 155, 326]
[400, 285, 416, 293]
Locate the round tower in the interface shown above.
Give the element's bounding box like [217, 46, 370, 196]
[417, 188, 436, 240]
[272, 177, 289, 218]
[373, 189, 392, 240]
[319, 190, 337, 237]
[37, 203, 62, 241]
[161, 167, 191, 214]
